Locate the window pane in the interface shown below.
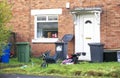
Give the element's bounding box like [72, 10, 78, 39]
[37, 26, 43, 38]
[37, 16, 46, 21]
[48, 16, 58, 21]
[37, 22, 58, 38]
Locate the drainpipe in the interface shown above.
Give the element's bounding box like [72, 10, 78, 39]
[28, 0, 31, 43]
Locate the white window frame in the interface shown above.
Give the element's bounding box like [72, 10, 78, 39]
[35, 15, 58, 39]
[31, 9, 62, 43]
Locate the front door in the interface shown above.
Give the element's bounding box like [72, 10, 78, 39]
[75, 13, 100, 61]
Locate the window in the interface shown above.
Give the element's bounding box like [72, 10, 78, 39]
[31, 9, 62, 43]
[85, 20, 92, 24]
[36, 15, 58, 38]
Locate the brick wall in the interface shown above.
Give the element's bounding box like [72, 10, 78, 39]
[30, 0, 74, 56]
[10, 0, 30, 42]
[9, 0, 120, 56]
[100, 0, 120, 49]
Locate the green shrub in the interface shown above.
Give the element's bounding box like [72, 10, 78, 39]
[0, 0, 13, 55]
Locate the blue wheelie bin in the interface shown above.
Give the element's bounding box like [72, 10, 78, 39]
[1, 43, 12, 63]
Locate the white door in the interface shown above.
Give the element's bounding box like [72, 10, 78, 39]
[75, 13, 100, 61]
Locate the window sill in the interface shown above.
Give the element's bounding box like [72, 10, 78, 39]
[32, 38, 58, 43]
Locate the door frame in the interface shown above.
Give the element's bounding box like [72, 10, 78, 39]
[71, 8, 102, 60]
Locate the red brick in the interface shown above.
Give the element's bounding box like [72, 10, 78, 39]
[8, 0, 120, 56]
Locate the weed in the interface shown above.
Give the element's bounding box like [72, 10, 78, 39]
[0, 58, 120, 78]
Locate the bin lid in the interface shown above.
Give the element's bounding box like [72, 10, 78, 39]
[88, 43, 104, 46]
[62, 34, 73, 42]
[16, 42, 29, 45]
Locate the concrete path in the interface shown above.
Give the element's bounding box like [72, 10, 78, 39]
[0, 74, 62, 78]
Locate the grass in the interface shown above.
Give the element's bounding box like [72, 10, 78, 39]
[0, 58, 120, 78]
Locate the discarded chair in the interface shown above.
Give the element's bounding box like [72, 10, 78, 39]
[41, 50, 60, 67]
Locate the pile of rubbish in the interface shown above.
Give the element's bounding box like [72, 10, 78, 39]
[61, 53, 81, 65]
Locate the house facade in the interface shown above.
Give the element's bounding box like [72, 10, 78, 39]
[8, 0, 120, 60]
